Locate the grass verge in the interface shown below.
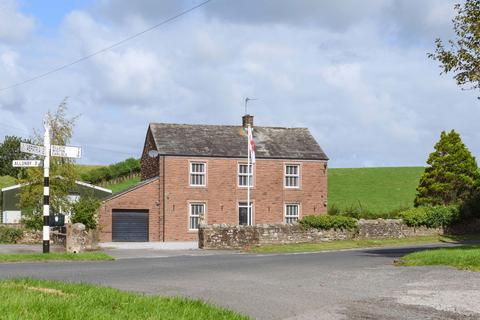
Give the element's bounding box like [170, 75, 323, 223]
[248, 235, 478, 253]
[0, 279, 248, 320]
[0, 252, 114, 263]
[397, 245, 480, 271]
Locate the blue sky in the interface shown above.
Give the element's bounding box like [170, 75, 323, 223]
[0, 0, 478, 167]
[21, 1, 91, 28]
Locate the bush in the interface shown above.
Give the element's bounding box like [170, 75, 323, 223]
[71, 195, 101, 230]
[400, 207, 429, 227]
[0, 226, 23, 243]
[299, 215, 357, 231]
[400, 205, 460, 228]
[425, 205, 460, 228]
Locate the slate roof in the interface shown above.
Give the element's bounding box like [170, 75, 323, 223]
[148, 123, 328, 160]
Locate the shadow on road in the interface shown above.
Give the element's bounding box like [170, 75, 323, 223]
[359, 239, 480, 259]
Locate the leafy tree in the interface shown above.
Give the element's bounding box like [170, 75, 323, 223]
[20, 99, 79, 229]
[415, 130, 479, 207]
[428, 0, 480, 91]
[0, 135, 32, 177]
[71, 192, 100, 230]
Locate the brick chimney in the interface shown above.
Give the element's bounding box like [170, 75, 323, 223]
[242, 114, 254, 128]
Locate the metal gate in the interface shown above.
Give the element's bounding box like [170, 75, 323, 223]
[112, 210, 149, 242]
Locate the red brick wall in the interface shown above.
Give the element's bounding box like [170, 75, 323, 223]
[98, 179, 160, 242]
[99, 156, 327, 242]
[163, 157, 327, 241]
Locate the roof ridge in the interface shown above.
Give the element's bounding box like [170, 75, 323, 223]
[150, 122, 308, 130]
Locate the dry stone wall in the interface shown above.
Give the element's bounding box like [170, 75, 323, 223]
[199, 219, 443, 250]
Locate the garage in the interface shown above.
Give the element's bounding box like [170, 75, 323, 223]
[112, 210, 149, 242]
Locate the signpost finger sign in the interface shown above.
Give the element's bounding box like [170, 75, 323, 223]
[12, 160, 42, 167]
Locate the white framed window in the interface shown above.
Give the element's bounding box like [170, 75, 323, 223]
[285, 204, 300, 224]
[285, 164, 300, 188]
[189, 203, 205, 230]
[238, 202, 253, 226]
[238, 163, 253, 187]
[189, 162, 206, 186]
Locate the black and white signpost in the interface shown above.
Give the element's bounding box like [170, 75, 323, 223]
[16, 116, 82, 253]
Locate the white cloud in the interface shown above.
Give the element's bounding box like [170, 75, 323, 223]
[0, 0, 34, 43]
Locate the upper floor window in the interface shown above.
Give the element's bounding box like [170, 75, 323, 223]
[285, 204, 300, 224]
[189, 203, 205, 230]
[190, 162, 206, 186]
[285, 164, 300, 188]
[238, 163, 253, 187]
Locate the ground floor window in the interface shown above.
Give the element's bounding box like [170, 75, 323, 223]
[189, 203, 205, 230]
[238, 202, 253, 226]
[285, 203, 300, 224]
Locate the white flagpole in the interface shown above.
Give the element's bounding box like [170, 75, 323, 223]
[247, 124, 251, 226]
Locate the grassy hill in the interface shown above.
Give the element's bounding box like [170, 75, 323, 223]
[328, 167, 424, 214]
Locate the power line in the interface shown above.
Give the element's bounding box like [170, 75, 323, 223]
[0, 0, 213, 93]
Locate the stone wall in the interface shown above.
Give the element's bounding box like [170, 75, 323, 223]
[199, 219, 443, 250]
[66, 223, 99, 253]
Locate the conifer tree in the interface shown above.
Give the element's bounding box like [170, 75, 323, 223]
[415, 130, 479, 207]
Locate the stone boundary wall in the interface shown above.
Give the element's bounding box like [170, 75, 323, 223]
[199, 219, 444, 250]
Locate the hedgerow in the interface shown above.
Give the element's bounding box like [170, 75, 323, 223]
[299, 215, 357, 231]
[400, 205, 460, 228]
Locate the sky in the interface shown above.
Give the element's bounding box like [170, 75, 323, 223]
[0, 0, 478, 167]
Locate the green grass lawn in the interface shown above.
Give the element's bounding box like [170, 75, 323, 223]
[0, 279, 248, 320]
[328, 167, 424, 214]
[398, 246, 480, 271]
[249, 235, 458, 253]
[0, 252, 114, 263]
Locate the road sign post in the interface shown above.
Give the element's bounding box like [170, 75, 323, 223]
[16, 115, 82, 253]
[42, 118, 51, 254]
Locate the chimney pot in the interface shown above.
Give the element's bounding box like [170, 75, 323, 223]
[242, 114, 254, 128]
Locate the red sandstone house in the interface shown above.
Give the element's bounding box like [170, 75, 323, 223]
[98, 115, 328, 242]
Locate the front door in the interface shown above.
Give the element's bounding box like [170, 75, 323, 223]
[238, 202, 252, 225]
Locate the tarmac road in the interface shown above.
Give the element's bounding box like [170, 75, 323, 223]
[0, 244, 479, 319]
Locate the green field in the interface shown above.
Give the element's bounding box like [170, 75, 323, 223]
[105, 176, 141, 193]
[75, 165, 105, 176]
[328, 167, 424, 214]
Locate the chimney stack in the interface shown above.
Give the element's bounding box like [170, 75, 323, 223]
[242, 114, 254, 128]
